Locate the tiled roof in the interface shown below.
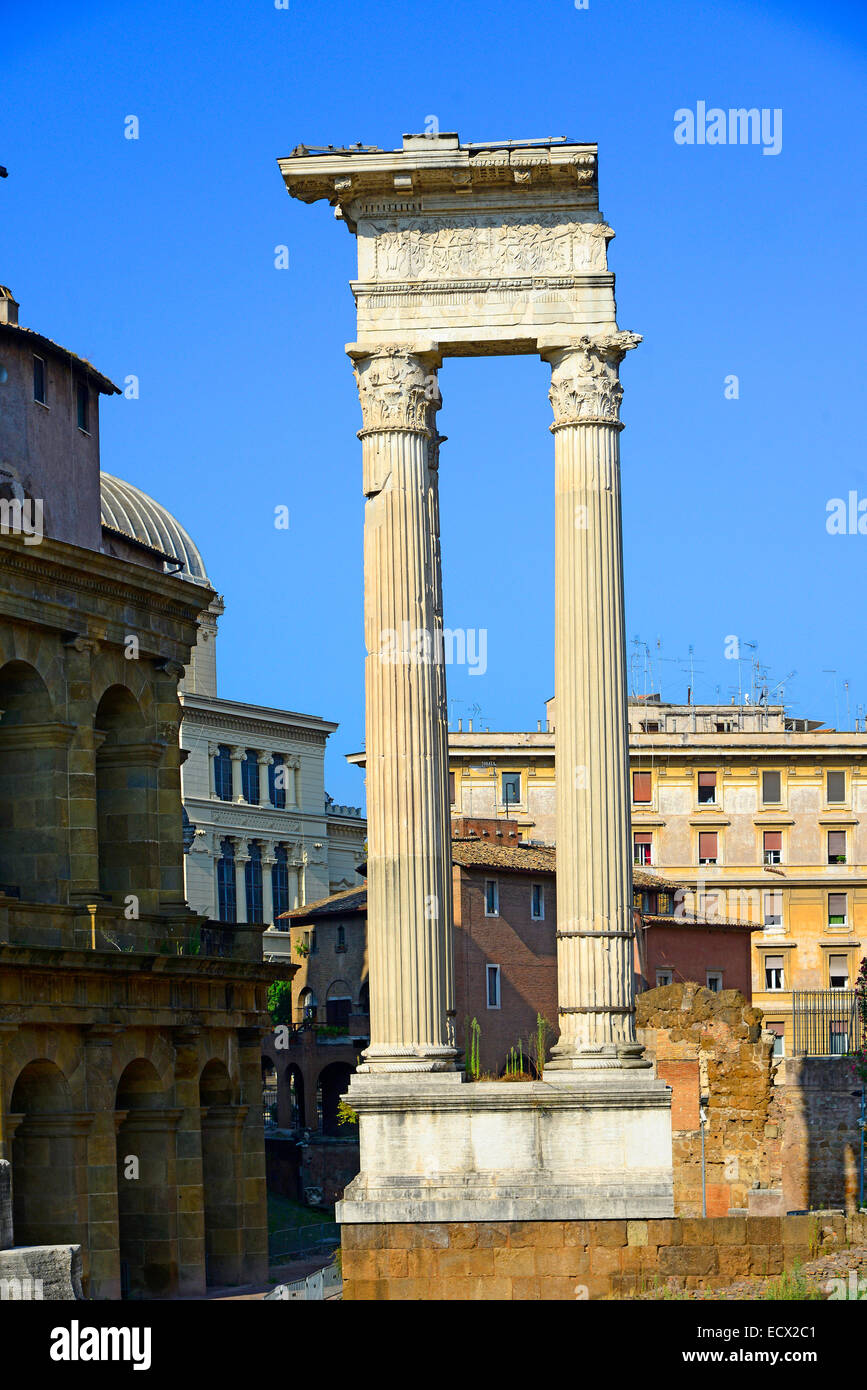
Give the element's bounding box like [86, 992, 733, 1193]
[279, 886, 367, 921]
[0, 321, 120, 394]
[642, 913, 758, 931]
[450, 839, 555, 874]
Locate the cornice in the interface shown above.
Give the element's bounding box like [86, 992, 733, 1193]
[181, 707, 330, 745]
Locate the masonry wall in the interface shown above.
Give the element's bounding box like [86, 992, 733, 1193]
[342, 1212, 867, 1300]
[636, 984, 779, 1216]
[774, 1058, 863, 1213]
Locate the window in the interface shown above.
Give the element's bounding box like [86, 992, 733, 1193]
[766, 1022, 785, 1059]
[829, 954, 849, 989]
[827, 830, 847, 865]
[241, 749, 260, 805]
[76, 381, 89, 432]
[245, 842, 263, 924]
[829, 1021, 849, 1055]
[763, 830, 782, 866]
[305, 928, 318, 955]
[764, 954, 784, 991]
[33, 355, 46, 404]
[763, 891, 783, 929]
[657, 891, 675, 917]
[828, 892, 848, 928]
[762, 770, 781, 805]
[325, 997, 351, 1029]
[486, 963, 501, 1009]
[216, 839, 236, 923]
[656, 969, 673, 987]
[827, 770, 846, 804]
[214, 744, 233, 801]
[633, 831, 652, 866]
[272, 845, 290, 922]
[697, 771, 717, 805]
[484, 879, 499, 916]
[269, 755, 287, 809]
[632, 770, 652, 804]
[501, 772, 521, 808]
[449, 771, 456, 805]
[531, 883, 544, 920]
[299, 987, 317, 1021]
[698, 830, 718, 865]
[706, 971, 723, 993]
[336, 923, 347, 952]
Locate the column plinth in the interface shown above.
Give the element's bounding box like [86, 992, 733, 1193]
[351, 345, 456, 1073]
[542, 333, 649, 1073]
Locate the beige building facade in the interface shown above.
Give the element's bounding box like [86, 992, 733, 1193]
[448, 696, 867, 1056]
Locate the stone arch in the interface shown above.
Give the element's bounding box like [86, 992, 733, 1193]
[199, 1059, 243, 1287]
[0, 659, 69, 902]
[9, 1059, 88, 1254]
[325, 978, 353, 1031]
[298, 986, 317, 1022]
[315, 1061, 353, 1137]
[94, 685, 159, 909]
[115, 1058, 179, 1299]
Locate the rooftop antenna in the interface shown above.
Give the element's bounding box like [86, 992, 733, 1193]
[823, 670, 840, 730]
[844, 680, 852, 731]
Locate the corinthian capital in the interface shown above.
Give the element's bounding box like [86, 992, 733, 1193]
[352, 345, 439, 435]
[546, 331, 642, 429]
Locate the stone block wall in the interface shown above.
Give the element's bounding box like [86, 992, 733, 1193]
[342, 1213, 867, 1301]
[773, 1058, 864, 1212]
[636, 984, 780, 1216]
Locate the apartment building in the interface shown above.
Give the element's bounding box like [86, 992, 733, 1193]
[447, 697, 867, 1057]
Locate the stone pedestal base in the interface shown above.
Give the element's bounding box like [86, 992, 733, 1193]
[0, 1244, 84, 1300]
[336, 1071, 673, 1224]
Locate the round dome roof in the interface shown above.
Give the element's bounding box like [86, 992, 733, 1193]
[100, 473, 208, 584]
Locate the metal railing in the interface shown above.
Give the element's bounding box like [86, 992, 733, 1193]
[268, 1222, 339, 1264]
[792, 990, 864, 1057]
[265, 1260, 342, 1300]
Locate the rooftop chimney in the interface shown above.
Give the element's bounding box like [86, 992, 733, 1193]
[0, 287, 19, 326]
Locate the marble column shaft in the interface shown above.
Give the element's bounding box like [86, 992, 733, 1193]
[352, 345, 455, 1072]
[545, 333, 647, 1069]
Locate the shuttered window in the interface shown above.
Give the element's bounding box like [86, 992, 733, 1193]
[827, 830, 847, 864]
[632, 771, 652, 803]
[827, 771, 846, 803]
[829, 955, 849, 989]
[698, 831, 718, 864]
[698, 771, 717, 804]
[763, 891, 782, 927]
[763, 830, 782, 865]
[828, 892, 847, 926]
[633, 831, 652, 866]
[762, 770, 781, 804]
[765, 955, 784, 990]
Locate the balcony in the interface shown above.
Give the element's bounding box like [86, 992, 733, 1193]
[792, 990, 864, 1057]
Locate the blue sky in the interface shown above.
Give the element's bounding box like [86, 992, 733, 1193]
[3, 0, 866, 804]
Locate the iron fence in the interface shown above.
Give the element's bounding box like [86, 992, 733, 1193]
[268, 1222, 339, 1264]
[792, 990, 864, 1057]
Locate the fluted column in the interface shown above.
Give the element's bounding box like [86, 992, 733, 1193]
[543, 332, 648, 1070]
[351, 343, 455, 1072]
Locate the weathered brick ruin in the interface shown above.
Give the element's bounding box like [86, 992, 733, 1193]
[636, 984, 779, 1216]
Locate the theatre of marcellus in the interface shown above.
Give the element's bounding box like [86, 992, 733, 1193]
[0, 284, 282, 1299]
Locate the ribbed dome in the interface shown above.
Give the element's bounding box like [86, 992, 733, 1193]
[100, 473, 208, 584]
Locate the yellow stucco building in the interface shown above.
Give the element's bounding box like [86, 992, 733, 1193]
[447, 697, 866, 1058]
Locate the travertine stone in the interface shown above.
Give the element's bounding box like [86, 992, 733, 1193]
[352, 346, 455, 1071]
[542, 334, 646, 1069]
[0, 1159, 12, 1249]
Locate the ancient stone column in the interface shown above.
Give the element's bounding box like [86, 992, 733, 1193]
[350, 344, 455, 1072]
[543, 332, 647, 1070]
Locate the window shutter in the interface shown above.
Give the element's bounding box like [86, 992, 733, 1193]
[632, 771, 652, 802]
[698, 831, 717, 859]
[634, 832, 652, 845]
[763, 831, 782, 852]
[698, 772, 716, 788]
[828, 830, 846, 857]
[765, 955, 784, 971]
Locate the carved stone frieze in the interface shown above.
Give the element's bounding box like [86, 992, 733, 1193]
[369, 216, 613, 282]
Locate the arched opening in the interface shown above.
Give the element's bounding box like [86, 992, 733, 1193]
[9, 1059, 87, 1251]
[285, 1064, 305, 1129]
[94, 685, 157, 909]
[199, 1060, 242, 1288]
[316, 1062, 353, 1137]
[115, 1058, 177, 1299]
[298, 987, 317, 1023]
[325, 979, 353, 1032]
[0, 661, 68, 902]
[261, 1056, 278, 1124]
